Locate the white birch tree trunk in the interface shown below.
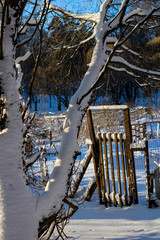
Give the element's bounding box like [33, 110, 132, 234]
[0, 11, 38, 240]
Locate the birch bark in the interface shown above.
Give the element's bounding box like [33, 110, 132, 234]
[0, 9, 38, 240]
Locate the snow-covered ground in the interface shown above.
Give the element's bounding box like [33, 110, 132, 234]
[63, 201, 160, 240]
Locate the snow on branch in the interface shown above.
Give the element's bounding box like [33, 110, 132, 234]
[15, 51, 32, 90]
[49, 4, 98, 23]
[15, 51, 32, 64]
[17, 0, 49, 48]
[109, 0, 130, 28]
[123, 8, 160, 24]
[18, 0, 38, 35]
[27, 19, 40, 26]
[25, 152, 40, 168]
[108, 65, 140, 79]
[111, 55, 160, 79]
[120, 7, 160, 47]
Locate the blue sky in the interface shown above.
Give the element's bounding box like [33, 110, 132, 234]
[55, 0, 101, 14]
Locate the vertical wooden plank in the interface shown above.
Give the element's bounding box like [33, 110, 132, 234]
[119, 133, 128, 206]
[123, 108, 138, 204]
[49, 130, 52, 147]
[86, 109, 102, 204]
[114, 133, 123, 207]
[107, 132, 117, 207]
[144, 140, 151, 207]
[124, 133, 131, 204]
[124, 138, 130, 177]
[103, 133, 111, 206]
[143, 123, 146, 139]
[98, 132, 107, 206]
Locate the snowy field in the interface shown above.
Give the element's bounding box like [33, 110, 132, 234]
[63, 202, 160, 240]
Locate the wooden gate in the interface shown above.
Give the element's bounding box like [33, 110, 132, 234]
[86, 106, 138, 207]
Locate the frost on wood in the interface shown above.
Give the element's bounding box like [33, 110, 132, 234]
[130, 141, 146, 150]
[25, 152, 40, 168]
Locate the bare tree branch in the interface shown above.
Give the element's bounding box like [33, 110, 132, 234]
[49, 4, 98, 23]
[22, 0, 52, 120]
[109, 0, 130, 28]
[18, 0, 38, 35]
[0, 0, 3, 7]
[17, 0, 47, 48]
[119, 7, 160, 47]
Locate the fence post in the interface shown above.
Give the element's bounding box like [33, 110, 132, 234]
[123, 108, 138, 204]
[114, 133, 123, 207]
[86, 109, 102, 204]
[119, 133, 128, 206]
[103, 133, 111, 206]
[108, 132, 117, 207]
[49, 130, 52, 147]
[144, 140, 152, 207]
[98, 132, 107, 206]
[143, 123, 146, 139]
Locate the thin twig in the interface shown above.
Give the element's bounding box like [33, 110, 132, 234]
[18, 0, 38, 35]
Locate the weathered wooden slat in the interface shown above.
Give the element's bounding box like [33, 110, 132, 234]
[49, 130, 52, 147]
[102, 133, 111, 206]
[98, 132, 107, 206]
[119, 133, 128, 206]
[144, 140, 152, 207]
[114, 133, 123, 207]
[108, 132, 117, 207]
[124, 139, 129, 179]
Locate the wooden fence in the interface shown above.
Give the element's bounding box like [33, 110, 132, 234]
[69, 105, 159, 208]
[86, 106, 138, 206]
[97, 131, 129, 207]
